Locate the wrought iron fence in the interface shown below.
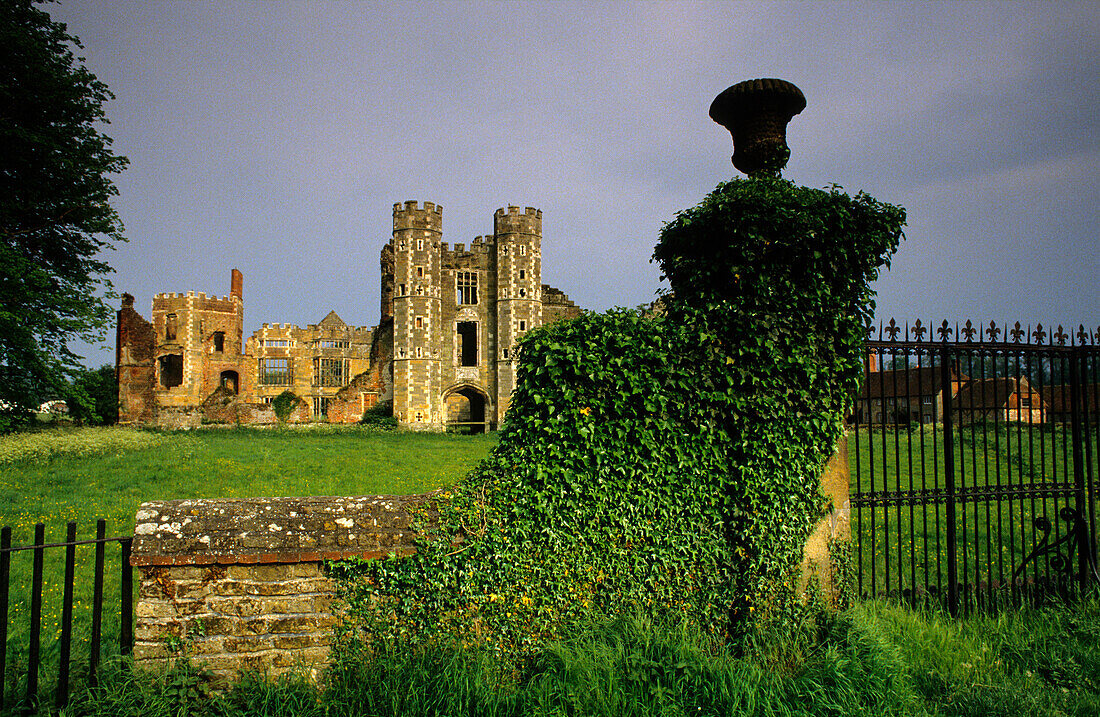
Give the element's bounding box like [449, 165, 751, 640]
[851, 319, 1100, 615]
[0, 520, 133, 713]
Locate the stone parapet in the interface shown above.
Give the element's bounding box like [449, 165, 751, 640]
[131, 493, 439, 680]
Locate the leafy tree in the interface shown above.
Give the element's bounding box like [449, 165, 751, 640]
[0, 0, 128, 427]
[65, 364, 117, 424]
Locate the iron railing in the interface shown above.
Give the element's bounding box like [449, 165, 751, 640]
[852, 319, 1100, 614]
[0, 520, 133, 713]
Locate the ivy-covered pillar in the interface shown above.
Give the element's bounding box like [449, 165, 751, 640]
[653, 78, 903, 628]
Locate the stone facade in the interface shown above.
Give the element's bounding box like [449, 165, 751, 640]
[130, 494, 435, 680]
[117, 202, 581, 430]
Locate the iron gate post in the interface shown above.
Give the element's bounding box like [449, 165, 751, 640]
[1068, 344, 1090, 592]
[940, 344, 959, 616]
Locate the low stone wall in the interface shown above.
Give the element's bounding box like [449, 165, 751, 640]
[130, 493, 438, 680]
[131, 449, 850, 680]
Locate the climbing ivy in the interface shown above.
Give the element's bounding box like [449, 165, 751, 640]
[332, 176, 904, 658]
[271, 390, 302, 424]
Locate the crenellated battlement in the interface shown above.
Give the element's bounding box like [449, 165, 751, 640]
[494, 205, 542, 236]
[494, 206, 541, 218]
[393, 200, 443, 215]
[393, 200, 444, 232]
[153, 292, 241, 306]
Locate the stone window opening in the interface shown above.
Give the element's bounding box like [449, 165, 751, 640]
[416, 266, 424, 278]
[519, 288, 526, 297]
[518, 320, 527, 332]
[165, 313, 178, 341]
[213, 331, 225, 353]
[417, 239, 424, 251]
[502, 348, 509, 359]
[457, 322, 478, 366]
[520, 245, 526, 256]
[313, 357, 349, 387]
[456, 271, 478, 305]
[159, 354, 183, 389]
[416, 285, 423, 296]
[415, 411, 423, 422]
[519, 269, 525, 280]
[415, 316, 423, 329]
[259, 358, 290, 385]
[399, 283, 406, 295]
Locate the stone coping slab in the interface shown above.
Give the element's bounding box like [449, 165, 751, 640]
[131, 493, 441, 567]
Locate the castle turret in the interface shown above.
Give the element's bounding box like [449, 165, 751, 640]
[493, 206, 542, 418]
[391, 201, 444, 428]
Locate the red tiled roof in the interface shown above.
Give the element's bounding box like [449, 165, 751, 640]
[861, 366, 962, 399]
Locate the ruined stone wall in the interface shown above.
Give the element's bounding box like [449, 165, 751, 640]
[118, 203, 580, 430]
[129, 450, 848, 682]
[131, 494, 438, 680]
[117, 294, 157, 425]
[541, 284, 583, 325]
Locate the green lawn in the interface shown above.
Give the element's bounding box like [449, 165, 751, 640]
[0, 425, 496, 708]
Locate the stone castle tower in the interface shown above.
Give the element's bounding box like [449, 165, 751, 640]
[117, 203, 580, 430]
[388, 202, 576, 430]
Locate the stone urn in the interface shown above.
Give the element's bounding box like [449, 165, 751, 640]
[709, 78, 806, 177]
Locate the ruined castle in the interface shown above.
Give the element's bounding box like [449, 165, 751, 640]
[116, 202, 581, 431]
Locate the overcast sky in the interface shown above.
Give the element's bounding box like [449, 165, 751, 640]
[48, 0, 1099, 365]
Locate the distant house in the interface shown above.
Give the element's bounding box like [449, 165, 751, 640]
[954, 377, 1044, 425]
[1039, 384, 1100, 423]
[857, 366, 966, 425]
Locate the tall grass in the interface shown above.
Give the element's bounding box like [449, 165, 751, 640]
[60, 599, 1100, 716]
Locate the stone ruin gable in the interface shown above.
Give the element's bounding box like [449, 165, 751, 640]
[117, 293, 157, 425]
[542, 284, 582, 324]
[130, 493, 440, 680]
[327, 320, 394, 423]
[117, 270, 252, 429]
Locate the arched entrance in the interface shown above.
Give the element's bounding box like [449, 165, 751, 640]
[443, 385, 490, 434]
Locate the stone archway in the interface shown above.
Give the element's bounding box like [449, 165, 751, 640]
[443, 385, 491, 434]
[220, 370, 239, 395]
